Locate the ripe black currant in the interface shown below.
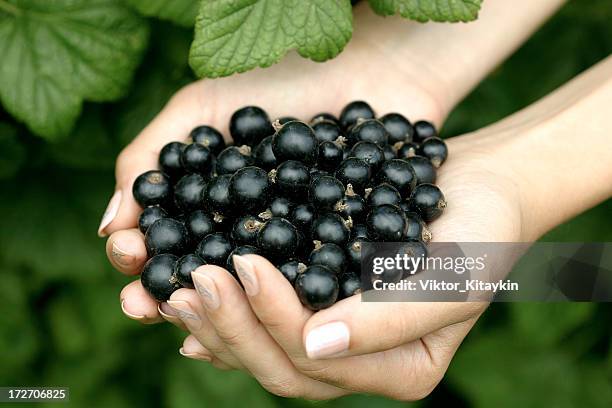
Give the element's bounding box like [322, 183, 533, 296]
[419, 136, 448, 168]
[351, 223, 369, 240]
[382, 144, 397, 161]
[141, 254, 180, 302]
[409, 183, 446, 222]
[406, 155, 437, 184]
[274, 160, 310, 197]
[348, 119, 389, 146]
[277, 259, 305, 285]
[295, 265, 339, 310]
[309, 242, 347, 274]
[138, 206, 168, 234]
[191, 125, 226, 154]
[174, 254, 205, 289]
[257, 218, 299, 258]
[377, 159, 417, 198]
[203, 175, 232, 215]
[228, 166, 271, 214]
[413, 120, 437, 142]
[216, 146, 253, 175]
[310, 112, 339, 125]
[396, 142, 419, 159]
[366, 204, 407, 242]
[311, 213, 350, 246]
[230, 215, 262, 245]
[145, 218, 189, 256]
[400, 239, 428, 275]
[184, 210, 215, 244]
[380, 113, 414, 144]
[404, 211, 431, 242]
[278, 116, 299, 125]
[181, 143, 213, 174]
[133, 170, 172, 208]
[339, 190, 366, 222]
[230, 106, 274, 146]
[338, 271, 361, 299]
[195, 233, 233, 266]
[366, 183, 402, 207]
[159, 142, 185, 179]
[346, 238, 367, 270]
[309, 175, 345, 210]
[349, 141, 385, 169]
[174, 173, 207, 212]
[252, 135, 277, 170]
[226, 245, 259, 275]
[268, 196, 293, 218]
[272, 121, 317, 164]
[339, 101, 375, 130]
[290, 203, 316, 232]
[335, 157, 372, 194]
[317, 141, 344, 171]
[312, 120, 342, 143]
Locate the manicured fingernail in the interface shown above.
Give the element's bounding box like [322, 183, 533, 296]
[110, 241, 134, 266]
[305, 322, 350, 359]
[121, 299, 145, 320]
[233, 255, 258, 296]
[158, 302, 177, 317]
[166, 300, 202, 330]
[191, 271, 221, 310]
[179, 347, 211, 362]
[98, 190, 121, 237]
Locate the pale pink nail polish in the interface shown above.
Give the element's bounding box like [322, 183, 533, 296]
[121, 299, 145, 320]
[305, 322, 350, 359]
[166, 300, 202, 330]
[191, 272, 221, 310]
[233, 255, 259, 296]
[98, 190, 121, 237]
[179, 347, 212, 362]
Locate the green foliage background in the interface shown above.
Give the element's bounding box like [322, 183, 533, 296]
[1, 1, 611, 407]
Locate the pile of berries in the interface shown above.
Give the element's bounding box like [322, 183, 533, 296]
[133, 101, 447, 310]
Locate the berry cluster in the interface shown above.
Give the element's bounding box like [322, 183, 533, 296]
[133, 101, 447, 310]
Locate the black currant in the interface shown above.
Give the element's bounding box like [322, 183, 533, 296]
[366, 204, 407, 242]
[290, 203, 316, 232]
[310, 112, 339, 125]
[274, 160, 310, 197]
[133, 170, 172, 208]
[347, 119, 389, 146]
[312, 213, 350, 246]
[203, 175, 232, 215]
[230, 214, 262, 245]
[409, 183, 446, 222]
[380, 113, 414, 144]
[339, 190, 367, 222]
[349, 141, 385, 169]
[404, 211, 432, 242]
[180, 143, 213, 174]
[229, 166, 271, 214]
[309, 175, 345, 210]
[351, 223, 369, 240]
[174, 173, 207, 212]
[338, 271, 361, 299]
[366, 183, 402, 207]
[278, 116, 299, 125]
[396, 142, 419, 159]
[272, 121, 317, 164]
[268, 196, 293, 218]
[310, 168, 330, 183]
[184, 210, 215, 243]
[277, 259, 306, 285]
[141, 254, 180, 302]
[413, 120, 437, 142]
[257, 218, 299, 258]
[309, 242, 347, 274]
[230, 106, 274, 146]
[295, 265, 339, 310]
[419, 136, 448, 168]
[138, 206, 167, 234]
[174, 254, 205, 289]
[195, 233, 233, 266]
[339, 101, 375, 130]
[190, 125, 226, 155]
[400, 239, 428, 276]
[312, 120, 342, 143]
[335, 157, 372, 194]
[252, 135, 277, 170]
[346, 238, 368, 270]
[145, 218, 189, 256]
[406, 155, 437, 184]
[377, 159, 417, 198]
[159, 142, 185, 179]
[317, 141, 344, 171]
[216, 146, 253, 175]
[382, 144, 397, 161]
[226, 245, 259, 275]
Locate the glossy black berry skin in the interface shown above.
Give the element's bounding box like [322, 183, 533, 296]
[295, 265, 339, 310]
[145, 218, 188, 256]
[257, 218, 299, 258]
[138, 206, 168, 234]
[338, 271, 361, 299]
[141, 254, 180, 302]
[175, 254, 205, 289]
[278, 116, 299, 125]
[380, 113, 414, 144]
[309, 243, 347, 274]
[253, 135, 277, 170]
[409, 183, 446, 222]
[229, 166, 271, 214]
[191, 125, 226, 155]
[310, 112, 339, 125]
[348, 119, 389, 146]
[401, 239, 428, 276]
[275, 160, 310, 197]
[413, 120, 437, 142]
[312, 213, 350, 246]
[404, 211, 430, 242]
[133, 170, 172, 208]
[309, 175, 345, 210]
[351, 223, 369, 240]
[174, 173, 207, 212]
[272, 121, 317, 165]
[277, 259, 304, 285]
[377, 159, 417, 198]
[382, 144, 397, 161]
[312, 120, 342, 143]
[419, 137, 448, 168]
[367, 183, 402, 207]
[346, 238, 367, 270]
[184, 210, 215, 244]
[181, 143, 213, 174]
[291, 204, 316, 232]
[366, 204, 408, 242]
[339, 101, 375, 130]
[159, 142, 185, 179]
[216, 146, 253, 175]
[195, 233, 233, 266]
[230, 106, 274, 146]
[269, 197, 293, 218]
[335, 158, 372, 194]
[349, 141, 385, 169]
[406, 155, 437, 185]
[231, 215, 262, 245]
[397, 142, 419, 159]
[317, 141, 344, 171]
[226, 245, 259, 275]
[340, 194, 366, 222]
[203, 175, 232, 215]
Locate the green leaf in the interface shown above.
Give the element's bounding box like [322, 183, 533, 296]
[125, 0, 198, 27]
[0, 121, 25, 178]
[189, 0, 353, 78]
[0, 0, 149, 140]
[368, 0, 482, 22]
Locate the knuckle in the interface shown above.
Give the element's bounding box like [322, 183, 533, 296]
[295, 363, 341, 386]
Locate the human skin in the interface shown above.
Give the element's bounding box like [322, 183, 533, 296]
[94, 0, 612, 401]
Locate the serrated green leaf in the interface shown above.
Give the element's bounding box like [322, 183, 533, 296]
[125, 0, 198, 27]
[368, 0, 482, 22]
[189, 0, 353, 78]
[0, 0, 149, 140]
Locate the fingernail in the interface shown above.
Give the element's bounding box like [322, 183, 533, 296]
[110, 241, 134, 267]
[158, 302, 177, 318]
[233, 255, 259, 296]
[166, 300, 202, 330]
[121, 299, 145, 320]
[191, 271, 221, 310]
[179, 347, 212, 362]
[305, 322, 350, 359]
[98, 190, 121, 237]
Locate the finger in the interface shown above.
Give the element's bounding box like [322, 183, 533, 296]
[302, 299, 486, 359]
[180, 335, 233, 370]
[158, 303, 187, 331]
[106, 229, 147, 275]
[190, 265, 346, 399]
[119, 280, 163, 324]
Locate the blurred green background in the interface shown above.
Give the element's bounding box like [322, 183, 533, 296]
[1, 1, 611, 407]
